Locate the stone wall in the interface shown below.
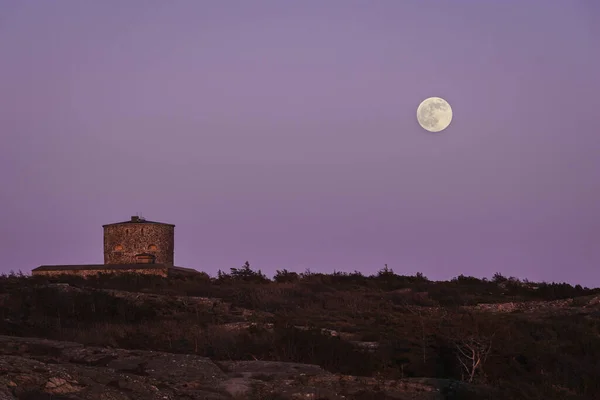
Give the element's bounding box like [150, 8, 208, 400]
[103, 223, 174, 266]
[32, 268, 168, 278]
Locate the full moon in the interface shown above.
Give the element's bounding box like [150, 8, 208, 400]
[416, 97, 453, 133]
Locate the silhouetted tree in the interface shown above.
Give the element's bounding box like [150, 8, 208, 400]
[273, 269, 299, 283]
[229, 261, 270, 283]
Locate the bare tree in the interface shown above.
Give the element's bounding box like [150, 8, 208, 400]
[454, 334, 494, 383]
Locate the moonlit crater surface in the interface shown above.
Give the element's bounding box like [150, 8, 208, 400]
[417, 97, 453, 133]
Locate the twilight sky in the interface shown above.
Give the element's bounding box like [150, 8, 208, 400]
[1, 1, 599, 285]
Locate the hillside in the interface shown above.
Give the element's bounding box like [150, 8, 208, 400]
[0, 266, 599, 399]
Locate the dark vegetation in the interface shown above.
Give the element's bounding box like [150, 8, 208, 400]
[1, 264, 600, 399]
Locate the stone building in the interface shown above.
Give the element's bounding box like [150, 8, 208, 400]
[32, 216, 198, 278]
[103, 216, 175, 266]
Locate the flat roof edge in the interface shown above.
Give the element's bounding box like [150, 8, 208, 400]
[33, 264, 169, 272]
[102, 222, 175, 227]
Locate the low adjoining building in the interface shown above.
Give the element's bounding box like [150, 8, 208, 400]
[32, 216, 199, 278]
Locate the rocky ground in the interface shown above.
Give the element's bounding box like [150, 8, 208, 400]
[2, 281, 598, 399]
[0, 335, 470, 400]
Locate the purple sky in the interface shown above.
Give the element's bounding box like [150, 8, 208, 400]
[1, 1, 599, 285]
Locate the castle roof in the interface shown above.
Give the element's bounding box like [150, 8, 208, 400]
[169, 266, 201, 275]
[32, 264, 201, 277]
[102, 216, 175, 227]
[32, 264, 168, 272]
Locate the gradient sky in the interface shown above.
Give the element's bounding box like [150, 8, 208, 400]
[1, 1, 599, 285]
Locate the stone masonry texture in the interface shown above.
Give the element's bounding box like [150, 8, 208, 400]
[103, 219, 174, 266]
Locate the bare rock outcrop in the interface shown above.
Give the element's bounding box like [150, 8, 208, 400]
[468, 295, 600, 315]
[0, 335, 466, 399]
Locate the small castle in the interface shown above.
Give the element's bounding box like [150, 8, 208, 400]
[32, 216, 198, 278]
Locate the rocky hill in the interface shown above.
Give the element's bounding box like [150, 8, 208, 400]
[0, 268, 598, 399]
[0, 334, 472, 400]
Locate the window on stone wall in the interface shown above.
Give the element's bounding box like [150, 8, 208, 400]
[114, 244, 123, 251]
[148, 244, 158, 251]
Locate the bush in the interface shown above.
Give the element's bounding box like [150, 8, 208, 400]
[273, 269, 299, 283]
